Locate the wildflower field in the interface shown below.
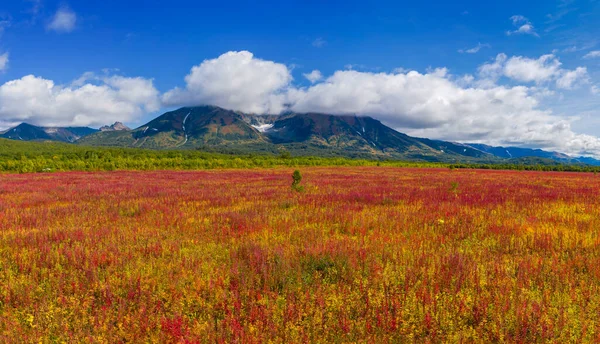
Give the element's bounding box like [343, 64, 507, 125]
[1, 167, 600, 342]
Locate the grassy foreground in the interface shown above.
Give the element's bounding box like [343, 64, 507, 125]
[1, 167, 600, 342]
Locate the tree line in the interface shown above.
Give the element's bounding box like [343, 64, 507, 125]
[0, 139, 599, 173]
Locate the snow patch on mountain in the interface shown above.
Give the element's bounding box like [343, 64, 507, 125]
[252, 123, 274, 132]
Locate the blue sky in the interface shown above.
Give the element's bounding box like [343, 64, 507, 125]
[1, 0, 600, 156]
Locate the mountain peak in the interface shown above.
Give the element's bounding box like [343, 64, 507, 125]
[100, 122, 131, 132]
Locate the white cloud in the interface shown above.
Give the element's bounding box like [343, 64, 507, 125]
[312, 38, 326, 48]
[479, 53, 589, 89]
[0, 74, 159, 128]
[504, 54, 561, 83]
[506, 15, 539, 37]
[456, 74, 475, 87]
[556, 67, 589, 89]
[163, 51, 292, 114]
[71, 71, 96, 87]
[103, 76, 160, 110]
[514, 24, 537, 36]
[477, 53, 507, 85]
[287, 69, 600, 156]
[0, 53, 8, 72]
[290, 69, 532, 132]
[584, 51, 600, 59]
[592, 85, 600, 95]
[458, 42, 490, 54]
[47, 6, 77, 33]
[303, 70, 323, 83]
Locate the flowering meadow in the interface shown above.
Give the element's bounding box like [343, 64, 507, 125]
[1, 167, 600, 342]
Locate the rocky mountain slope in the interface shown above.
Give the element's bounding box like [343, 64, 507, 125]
[77, 106, 495, 162]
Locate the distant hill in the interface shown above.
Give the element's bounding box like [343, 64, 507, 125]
[575, 156, 600, 166]
[1, 123, 98, 143]
[465, 143, 600, 166]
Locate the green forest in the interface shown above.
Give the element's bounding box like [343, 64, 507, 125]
[0, 138, 598, 173]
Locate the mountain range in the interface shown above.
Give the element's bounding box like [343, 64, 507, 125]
[0, 123, 98, 143]
[2, 105, 599, 165]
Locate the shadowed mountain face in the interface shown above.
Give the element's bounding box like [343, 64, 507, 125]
[1, 123, 98, 143]
[261, 112, 488, 159]
[77, 106, 494, 162]
[137, 106, 262, 143]
[78, 106, 266, 149]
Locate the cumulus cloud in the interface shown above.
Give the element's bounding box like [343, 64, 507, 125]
[458, 43, 490, 54]
[287, 69, 600, 156]
[0, 53, 8, 72]
[163, 51, 292, 114]
[303, 70, 323, 83]
[504, 54, 561, 83]
[0, 74, 159, 128]
[477, 53, 507, 83]
[556, 67, 589, 89]
[506, 15, 539, 37]
[584, 51, 600, 59]
[479, 53, 589, 89]
[47, 6, 77, 33]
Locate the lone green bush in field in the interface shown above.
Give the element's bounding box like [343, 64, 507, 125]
[291, 170, 304, 192]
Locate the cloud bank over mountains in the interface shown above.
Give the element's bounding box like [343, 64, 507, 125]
[162, 51, 292, 114]
[0, 50, 599, 157]
[161, 51, 599, 156]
